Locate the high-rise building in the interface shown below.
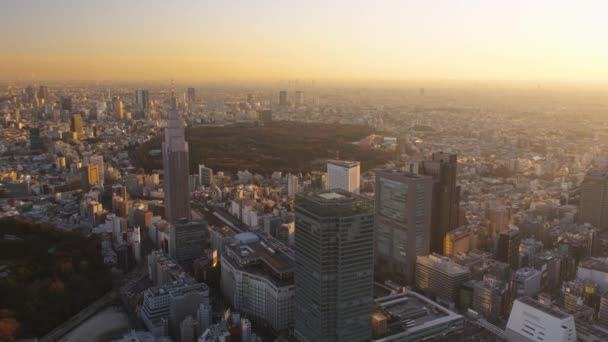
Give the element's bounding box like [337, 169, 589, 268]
[472, 275, 506, 320]
[61, 96, 72, 112]
[81, 164, 99, 190]
[198, 164, 213, 187]
[179, 315, 197, 342]
[295, 190, 374, 342]
[279, 90, 287, 106]
[142, 276, 209, 338]
[186, 87, 196, 104]
[415, 253, 471, 304]
[497, 226, 522, 270]
[259, 109, 272, 123]
[169, 281, 209, 339]
[599, 292, 608, 328]
[506, 297, 576, 342]
[579, 168, 608, 231]
[374, 169, 433, 284]
[512, 267, 542, 298]
[38, 85, 49, 101]
[220, 232, 295, 332]
[327, 160, 360, 194]
[112, 96, 124, 120]
[418, 152, 460, 254]
[88, 154, 104, 186]
[169, 218, 208, 267]
[70, 113, 83, 138]
[24, 85, 36, 103]
[294, 90, 304, 106]
[443, 225, 472, 257]
[163, 88, 191, 223]
[135, 89, 151, 110]
[287, 173, 299, 198]
[29, 127, 43, 150]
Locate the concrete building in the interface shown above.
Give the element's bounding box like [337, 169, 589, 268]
[327, 160, 360, 194]
[374, 169, 433, 284]
[576, 258, 608, 292]
[135, 89, 151, 110]
[141, 277, 209, 338]
[163, 90, 191, 223]
[506, 297, 576, 342]
[294, 90, 304, 106]
[287, 173, 299, 198]
[415, 253, 471, 304]
[169, 219, 208, 267]
[512, 267, 542, 298]
[472, 275, 506, 320]
[81, 164, 99, 191]
[444, 225, 472, 257]
[170, 282, 209, 339]
[372, 290, 464, 341]
[198, 164, 213, 187]
[418, 152, 460, 254]
[497, 225, 522, 270]
[220, 232, 294, 332]
[579, 168, 608, 231]
[295, 190, 375, 342]
[279, 90, 287, 106]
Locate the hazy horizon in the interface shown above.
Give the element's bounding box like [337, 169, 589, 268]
[2, 0, 607, 82]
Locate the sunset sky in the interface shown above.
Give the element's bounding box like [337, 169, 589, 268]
[1, 0, 607, 81]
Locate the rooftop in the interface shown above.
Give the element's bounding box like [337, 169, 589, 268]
[579, 257, 608, 273]
[416, 253, 471, 276]
[373, 290, 463, 340]
[517, 296, 570, 320]
[224, 232, 295, 287]
[327, 160, 360, 168]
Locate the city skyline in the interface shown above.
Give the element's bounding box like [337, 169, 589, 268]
[1, 0, 608, 82]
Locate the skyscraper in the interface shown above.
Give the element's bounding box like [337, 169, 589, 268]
[198, 164, 213, 187]
[88, 154, 105, 186]
[135, 89, 151, 110]
[186, 87, 196, 104]
[295, 190, 374, 342]
[61, 96, 72, 112]
[374, 169, 433, 284]
[81, 164, 99, 191]
[29, 127, 43, 150]
[169, 219, 208, 267]
[112, 96, 124, 120]
[163, 86, 191, 223]
[70, 113, 83, 138]
[38, 85, 49, 101]
[579, 168, 608, 231]
[496, 226, 522, 270]
[418, 152, 460, 254]
[294, 90, 304, 106]
[327, 160, 360, 194]
[279, 90, 287, 106]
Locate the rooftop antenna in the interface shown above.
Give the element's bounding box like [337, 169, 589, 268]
[171, 79, 175, 97]
[336, 150, 340, 160]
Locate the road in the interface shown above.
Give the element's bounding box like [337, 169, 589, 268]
[40, 291, 119, 342]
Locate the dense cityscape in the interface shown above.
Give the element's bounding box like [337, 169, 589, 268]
[1, 81, 608, 342]
[2, 1, 608, 342]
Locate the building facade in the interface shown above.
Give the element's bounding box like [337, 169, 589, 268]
[163, 91, 191, 223]
[327, 160, 360, 194]
[374, 169, 433, 284]
[295, 190, 374, 342]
